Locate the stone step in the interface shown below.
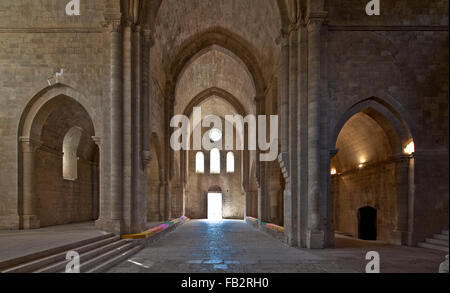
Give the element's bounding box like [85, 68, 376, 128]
[86, 244, 144, 273]
[442, 230, 449, 236]
[425, 238, 449, 247]
[418, 242, 449, 252]
[35, 239, 129, 273]
[77, 242, 138, 273]
[2, 235, 120, 273]
[0, 233, 115, 272]
[434, 234, 449, 241]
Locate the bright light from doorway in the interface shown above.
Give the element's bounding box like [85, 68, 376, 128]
[207, 193, 223, 221]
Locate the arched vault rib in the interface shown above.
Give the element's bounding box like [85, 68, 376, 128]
[166, 27, 266, 100]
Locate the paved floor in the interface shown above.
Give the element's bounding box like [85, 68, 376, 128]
[0, 222, 108, 263]
[108, 220, 447, 273]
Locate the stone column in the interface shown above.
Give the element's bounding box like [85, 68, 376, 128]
[131, 24, 146, 233]
[256, 97, 269, 224]
[278, 32, 289, 156]
[306, 12, 327, 248]
[297, 24, 310, 248]
[92, 137, 103, 222]
[277, 30, 294, 245]
[122, 23, 134, 233]
[287, 23, 299, 246]
[164, 97, 174, 220]
[392, 154, 411, 245]
[108, 19, 123, 232]
[141, 28, 153, 167]
[20, 137, 41, 229]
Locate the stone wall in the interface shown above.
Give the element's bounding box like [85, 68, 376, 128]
[326, 0, 449, 243]
[185, 148, 244, 219]
[331, 162, 397, 243]
[0, 0, 107, 229]
[35, 149, 99, 227]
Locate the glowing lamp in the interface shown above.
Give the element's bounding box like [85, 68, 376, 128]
[330, 168, 337, 175]
[404, 141, 415, 155]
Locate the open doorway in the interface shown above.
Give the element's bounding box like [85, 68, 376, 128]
[207, 193, 223, 220]
[358, 206, 377, 240]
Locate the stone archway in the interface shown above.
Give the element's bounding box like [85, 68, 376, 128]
[18, 85, 100, 229]
[330, 98, 414, 246]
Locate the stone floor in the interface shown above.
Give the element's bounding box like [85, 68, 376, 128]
[108, 220, 447, 273]
[0, 221, 169, 264]
[0, 222, 108, 263]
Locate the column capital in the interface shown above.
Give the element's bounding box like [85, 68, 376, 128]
[288, 21, 301, 33]
[306, 11, 328, 32]
[390, 153, 412, 163]
[329, 148, 339, 158]
[142, 28, 155, 48]
[19, 137, 42, 152]
[276, 29, 290, 47]
[103, 11, 122, 33]
[131, 24, 141, 33]
[92, 136, 102, 147]
[141, 150, 152, 167]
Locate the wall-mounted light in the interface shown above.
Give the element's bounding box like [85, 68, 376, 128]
[404, 141, 415, 155]
[358, 157, 366, 168]
[330, 168, 337, 175]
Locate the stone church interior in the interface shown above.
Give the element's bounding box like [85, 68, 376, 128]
[0, 0, 448, 274]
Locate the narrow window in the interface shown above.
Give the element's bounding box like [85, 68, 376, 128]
[63, 127, 83, 180]
[196, 152, 205, 174]
[226, 152, 235, 173]
[210, 148, 220, 174]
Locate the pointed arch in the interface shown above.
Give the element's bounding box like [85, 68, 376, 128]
[167, 27, 267, 98]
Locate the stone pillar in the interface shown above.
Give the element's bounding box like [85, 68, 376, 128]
[256, 97, 269, 224]
[131, 24, 146, 233]
[20, 137, 41, 229]
[108, 19, 123, 233]
[287, 24, 299, 246]
[164, 97, 174, 220]
[279, 32, 289, 156]
[277, 30, 295, 245]
[141, 28, 153, 167]
[306, 12, 327, 248]
[297, 24, 310, 248]
[141, 28, 153, 225]
[92, 137, 104, 222]
[121, 23, 133, 233]
[392, 154, 411, 245]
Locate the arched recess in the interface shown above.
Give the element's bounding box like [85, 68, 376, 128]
[159, 25, 273, 223]
[181, 87, 251, 195]
[17, 84, 100, 229]
[180, 89, 248, 220]
[147, 132, 164, 222]
[329, 97, 414, 246]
